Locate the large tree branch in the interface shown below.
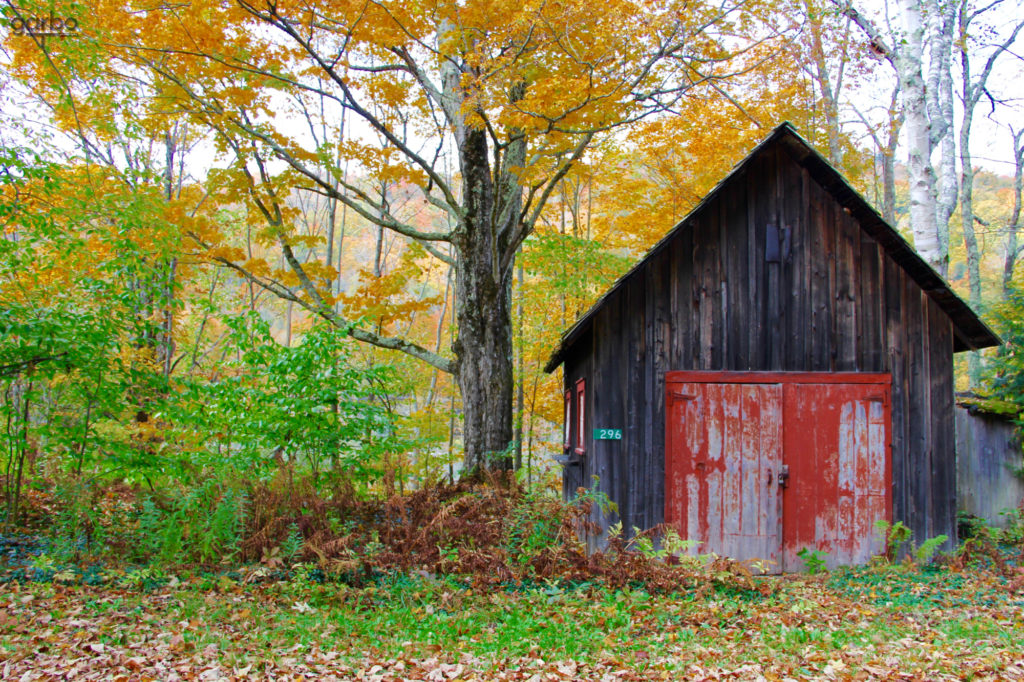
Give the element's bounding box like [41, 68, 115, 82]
[0, 352, 68, 378]
[138, 59, 457, 246]
[506, 131, 594, 270]
[234, 1, 462, 213]
[197, 234, 456, 373]
[829, 0, 898, 72]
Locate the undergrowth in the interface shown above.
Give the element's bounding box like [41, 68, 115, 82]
[0, 472, 770, 596]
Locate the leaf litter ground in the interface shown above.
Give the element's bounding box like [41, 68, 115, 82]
[1, 563, 1023, 681]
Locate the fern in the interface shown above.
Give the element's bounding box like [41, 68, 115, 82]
[281, 522, 305, 562]
[914, 535, 948, 565]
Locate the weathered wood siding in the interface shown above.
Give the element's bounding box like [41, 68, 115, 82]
[562, 142, 958, 546]
[955, 407, 1024, 527]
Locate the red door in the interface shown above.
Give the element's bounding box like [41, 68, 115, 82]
[666, 382, 782, 566]
[782, 382, 890, 569]
[665, 372, 891, 572]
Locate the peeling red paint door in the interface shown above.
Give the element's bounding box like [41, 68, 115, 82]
[665, 382, 782, 568]
[665, 372, 891, 573]
[781, 382, 891, 571]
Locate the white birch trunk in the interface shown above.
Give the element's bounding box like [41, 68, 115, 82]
[899, 0, 943, 271]
[927, 0, 957, 274]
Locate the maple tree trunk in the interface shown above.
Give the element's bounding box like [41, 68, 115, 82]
[453, 261, 514, 472]
[451, 126, 516, 472]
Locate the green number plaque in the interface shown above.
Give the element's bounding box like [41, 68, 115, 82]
[593, 428, 622, 440]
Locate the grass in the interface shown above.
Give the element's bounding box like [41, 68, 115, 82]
[1, 563, 1022, 679]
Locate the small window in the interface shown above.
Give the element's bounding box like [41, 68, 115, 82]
[563, 389, 572, 450]
[575, 378, 586, 455]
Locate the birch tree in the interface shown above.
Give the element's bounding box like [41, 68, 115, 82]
[834, 0, 953, 273]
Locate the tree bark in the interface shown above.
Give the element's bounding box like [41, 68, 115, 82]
[451, 125, 518, 471]
[899, 0, 944, 272]
[1003, 129, 1024, 296]
[804, 0, 846, 167]
[927, 0, 957, 275]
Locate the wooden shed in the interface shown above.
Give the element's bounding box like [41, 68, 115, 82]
[545, 123, 1000, 571]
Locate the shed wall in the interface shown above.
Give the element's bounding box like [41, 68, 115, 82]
[955, 407, 1024, 527]
[563, 143, 957, 546]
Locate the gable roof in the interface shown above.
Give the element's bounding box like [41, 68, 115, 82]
[545, 122, 1000, 373]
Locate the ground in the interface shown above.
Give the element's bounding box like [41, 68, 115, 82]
[1, 565, 1023, 681]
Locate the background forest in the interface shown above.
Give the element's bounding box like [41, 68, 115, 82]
[1, 0, 1023, 571]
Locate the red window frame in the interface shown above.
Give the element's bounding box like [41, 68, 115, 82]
[563, 389, 573, 450]
[575, 378, 586, 455]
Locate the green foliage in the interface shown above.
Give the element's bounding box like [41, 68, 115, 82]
[983, 286, 1024, 415]
[796, 547, 826, 575]
[503, 492, 566, 570]
[981, 286, 1024, 477]
[167, 313, 400, 486]
[281, 523, 305, 563]
[520, 232, 632, 305]
[875, 520, 912, 562]
[913, 535, 948, 565]
[133, 480, 247, 565]
[997, 507, 1024, 545]
[0, 150, 178, 524]
[611, 524, 700, 560]
[874, 520, 949, 566]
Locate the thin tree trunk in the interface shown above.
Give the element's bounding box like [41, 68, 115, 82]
[957, 3, 1024, 380]
[1003, 129, 1024, 296]
[285, 299, 294, 347]
[76, 375, 99, 477]
[514, 257, 524, 471]
[526, 374, 539, 489]
[426, 263, 453, 410]
[882, 89, 903, 227]
[7, 380, 32, 527]
[447, 388, 456, 485]
[805, 0, 846, 166]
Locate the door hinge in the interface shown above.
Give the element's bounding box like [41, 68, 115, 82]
[778, 465, 790, 488]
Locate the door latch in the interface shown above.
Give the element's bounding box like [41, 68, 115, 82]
[778, 465, 790, 488]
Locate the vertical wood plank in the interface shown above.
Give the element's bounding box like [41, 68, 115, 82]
[726, 173, 749, 370]
[928, 297, 955, 547]
[711, 198, 725, 370]
[904, 277, 928, 542]
[835, 210, 859, 371]
[625, 273, 646, 534]
[650, 251, 671, 529]
[809, 180, 832, 370]
[722, 384, 741, 560]
[859, 234, 883, 371]
[741, 385, 761, 544]
[705, 383, 724, 553]
[676, 224, 695, 369]
[695, 211, 714, 370]
[837, 400, 856, 566]
[747, 153, 768, 369]
[760, 384, 783, 568]
[884, 258, 908, 531]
